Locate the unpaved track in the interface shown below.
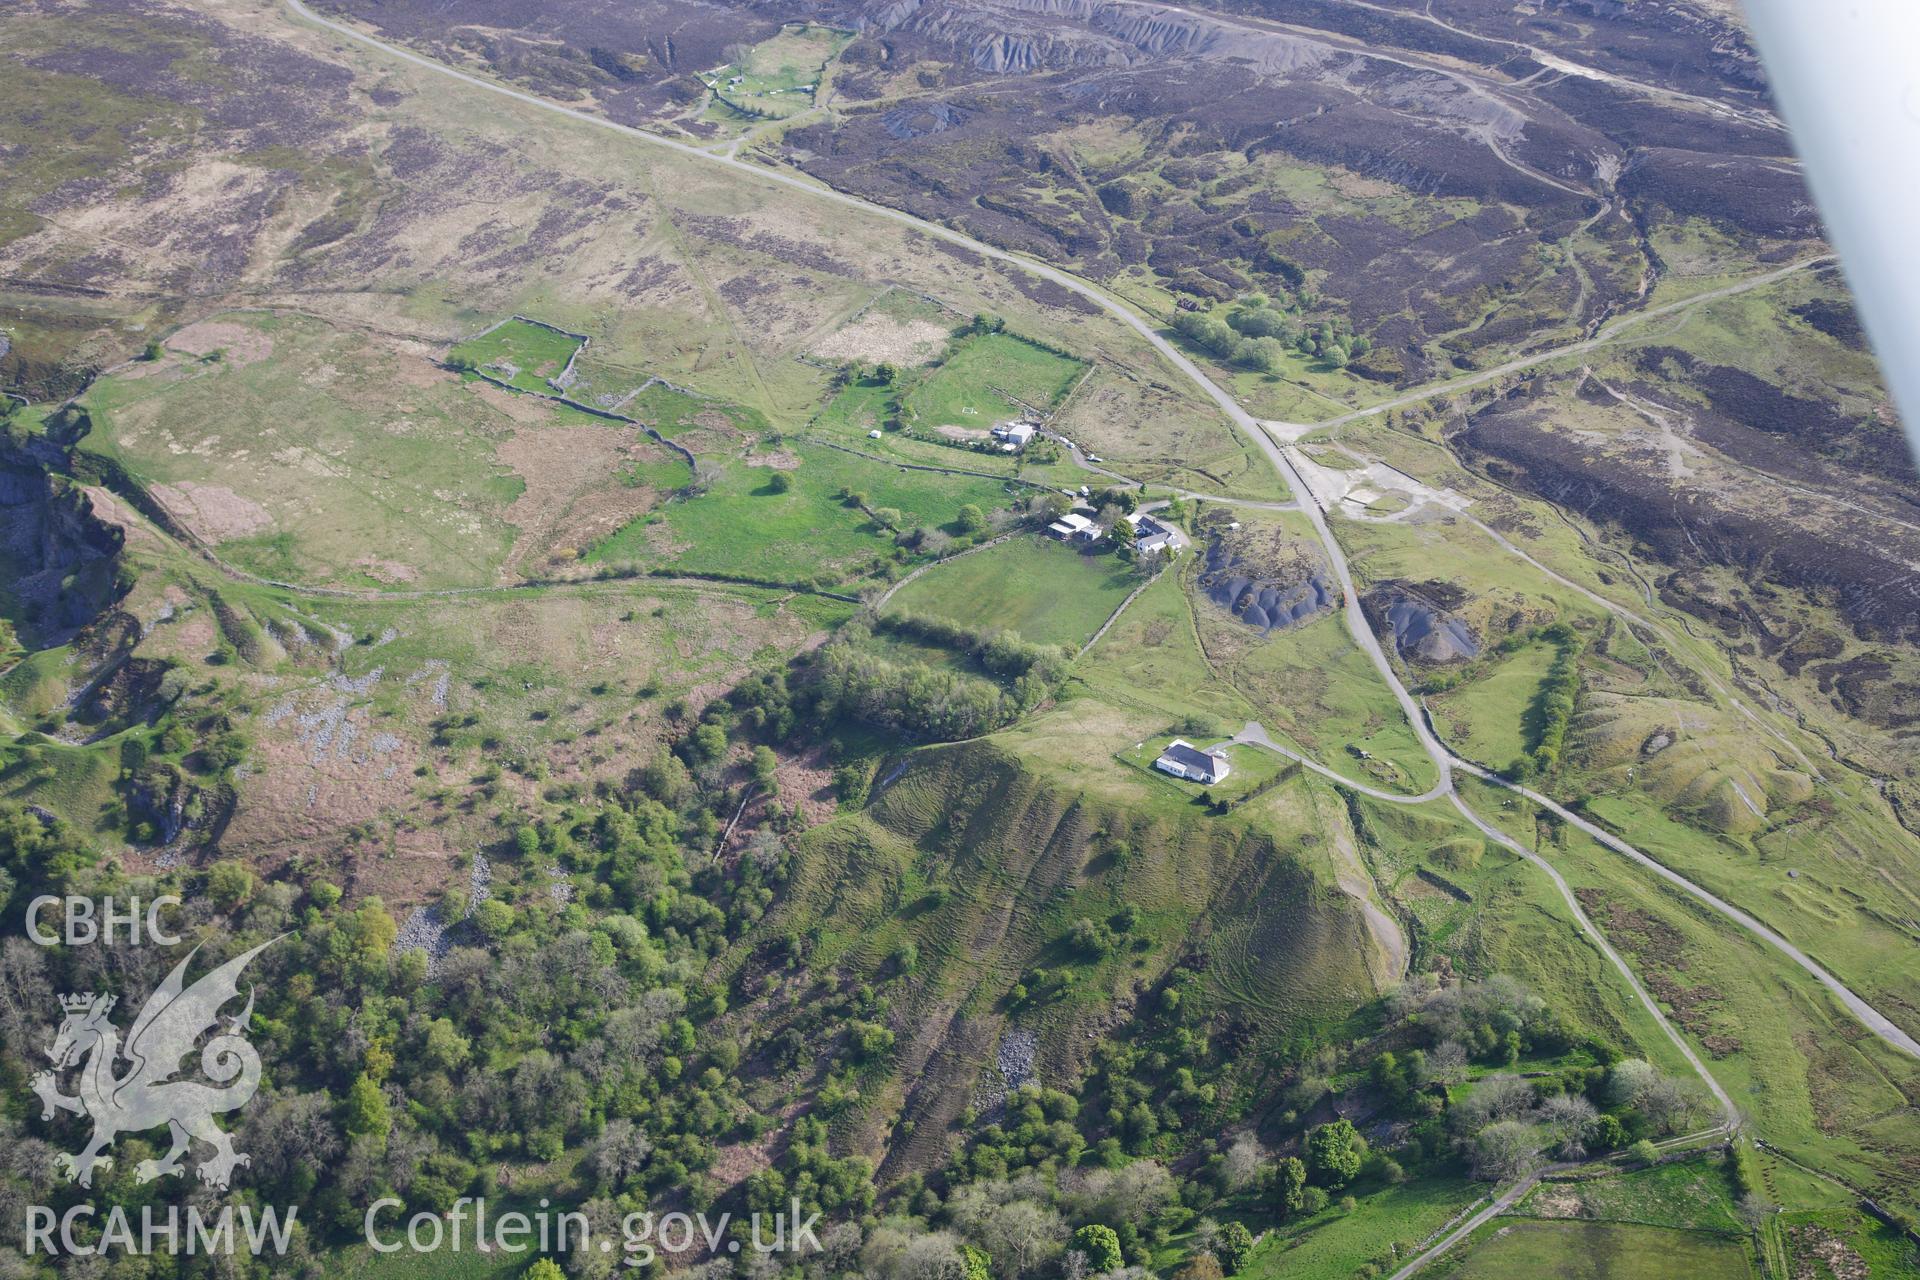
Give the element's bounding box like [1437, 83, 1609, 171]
[282, 0, 1920, 1065]
[1235, 720, 1447, 803]
[1447, 792, 1737, 1118]
[1387, 1163, 1557, 1280]
[1384, 788, 1741, 1279]
[1055, 435, 1298, 509]
[1295, 254, 1832, 433]
[1387, 1121, 1739, 1279]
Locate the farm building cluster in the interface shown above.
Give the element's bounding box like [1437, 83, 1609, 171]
[1046, 506, 1189, 554]
[1126, 511, 1183, 555]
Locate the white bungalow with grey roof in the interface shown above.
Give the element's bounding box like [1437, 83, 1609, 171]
[1153, 739, 1231, 784]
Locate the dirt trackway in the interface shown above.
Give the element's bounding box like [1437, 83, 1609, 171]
[1235, 720, 1447, 803]
[1387, 1162, 1555, 1280]
[1091, 0, 1592, 199]
[1288, 255, 1832, 433]
[283, 0, 1920, 1064]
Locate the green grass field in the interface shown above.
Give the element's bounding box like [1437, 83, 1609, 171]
[1436, 1220, 1754, 1280]
[884, 535, 1139, 648]
[1219, 610, 1441, 796]
[0, 644, 76, 723]
[588, 442, 1015, 587]
[1118, 737, 1284, 805]
[1430, 639, 1558, 770]
[330, 1241, 526, 1280]
[808, 380, 1102, 491]
[625, 379, 768, 438]
[0, 734, 122, 835]
[1777, 1206, 1920, 1280]
[448, 317, 584, 396]
[1516, 1159, 1744, 1233]
[1242, 1176, 1483, 1280]
[905, 331, 1087, 428]
[703, 24, 850, 123]
[810, 379, 894, 440]
[1070, 571, 1259, 730]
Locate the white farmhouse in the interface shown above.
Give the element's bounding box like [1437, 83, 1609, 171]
[1153, 739, 1231, 784]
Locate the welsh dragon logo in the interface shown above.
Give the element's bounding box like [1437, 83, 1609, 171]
[30, 940, 276, 1191]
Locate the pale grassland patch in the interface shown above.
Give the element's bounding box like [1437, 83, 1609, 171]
[80, 487, 164, 549]
[1531, 1185, 1586, 1219]
[495, 422, 673, 575]
[810, 314, 951, 366]
[1329, 167, 1398, 199]
[166, 319, 275, 366]
[148, 480, 275, 542]
[471, 378, 558, 424]
[352, 556, 419, 584]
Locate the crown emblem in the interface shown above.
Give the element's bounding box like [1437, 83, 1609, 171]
[59, 992, 109, 1013]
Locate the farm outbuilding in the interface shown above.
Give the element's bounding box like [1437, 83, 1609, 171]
[1046, 512, 1098, 542]
[992, 421, 1037, 448]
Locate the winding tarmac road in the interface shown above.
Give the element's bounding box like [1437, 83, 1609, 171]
[285, 0, 1918, 1074]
